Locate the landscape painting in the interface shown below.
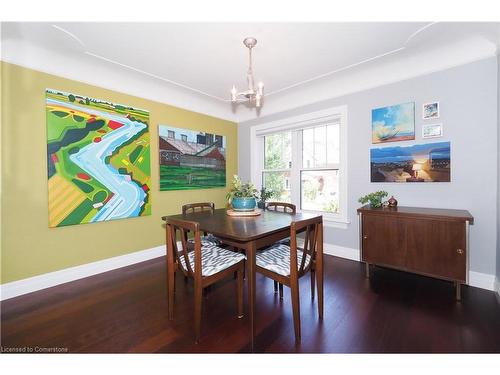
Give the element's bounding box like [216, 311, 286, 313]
[372, 102, 415, 144]
[370, 141, 451, 183]
[46, 89, 151, 227]
[159, 125, 226, 191]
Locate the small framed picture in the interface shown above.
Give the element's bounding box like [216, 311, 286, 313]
[422, 123, 443, 138]
[423, 102, 439, 119]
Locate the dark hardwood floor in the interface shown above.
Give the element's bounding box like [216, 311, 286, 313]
[1, 255, 500, 353]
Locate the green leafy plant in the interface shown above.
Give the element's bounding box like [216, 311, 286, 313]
[358, 191, 388, 208]
[226, 175, 259, 204]
[257, 187, 276, 208]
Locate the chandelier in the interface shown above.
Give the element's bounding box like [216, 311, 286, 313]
[231, 37, 264, 108]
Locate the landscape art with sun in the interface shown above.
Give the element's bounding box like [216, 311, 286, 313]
[46, 89, 151, 227]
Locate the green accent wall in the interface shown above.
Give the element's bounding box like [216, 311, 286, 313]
[0, 62, 237, 283]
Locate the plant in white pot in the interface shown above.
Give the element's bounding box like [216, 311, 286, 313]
[226, 175, 259, 212]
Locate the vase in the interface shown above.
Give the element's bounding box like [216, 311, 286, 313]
[388, 196, 398, 207]
[231, 197, 257, 212]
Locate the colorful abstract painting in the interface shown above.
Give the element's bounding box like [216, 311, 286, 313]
[370, 141, 451, 183]
[158, 125, 226, 191]
[372, 102, 415, 144]
[46, 89, 151, 227]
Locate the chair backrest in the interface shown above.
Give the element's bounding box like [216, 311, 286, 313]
[289, 216, 323, 276]
[266, 201, 296, 214]
[166, 217, 202, 279]
[182, 202, 215, 215]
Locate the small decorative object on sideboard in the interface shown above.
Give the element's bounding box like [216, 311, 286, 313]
[358, 191, 388, 208]
[387, 195, 398, 207]
[226, 175, 259, 212]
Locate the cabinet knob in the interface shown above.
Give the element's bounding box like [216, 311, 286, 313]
[363, 235, 368, 240]
[456, 249, 464, 255]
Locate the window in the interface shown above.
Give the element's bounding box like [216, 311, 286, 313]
[181, 134, 188, 142]
[252, 106, 348, 226]
[301, 124, 340, 213]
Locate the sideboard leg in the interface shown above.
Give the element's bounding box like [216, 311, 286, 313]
[455, 282, 461, 301]
[365, 263, 370, 278]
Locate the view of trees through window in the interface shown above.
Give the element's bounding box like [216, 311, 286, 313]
[263, 132, 291, 202]
[262, 123, 340, 214]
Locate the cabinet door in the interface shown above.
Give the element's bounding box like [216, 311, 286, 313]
[406, 219, 466, 282]
[362, 214, 406, 268]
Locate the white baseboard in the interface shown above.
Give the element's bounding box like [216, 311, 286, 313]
[0, 245, 166, 301]
[323, 243, 360, 262]
[322, 245, 496, 292]
[468, 271, 496, 291]
[1, 242, 497, 301]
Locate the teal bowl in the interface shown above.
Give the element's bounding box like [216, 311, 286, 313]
[231, 197, 257, 212]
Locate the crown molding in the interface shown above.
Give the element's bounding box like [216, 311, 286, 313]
[2, 31, 497, 125]
[1, 39, 238, 122]
[238, 36, 498, 124]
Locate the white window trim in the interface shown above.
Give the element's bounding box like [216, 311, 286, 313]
[250, 105, 349, 228]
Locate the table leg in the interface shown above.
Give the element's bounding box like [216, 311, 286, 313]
[247, 240, 256, 351]
[316, 222, 324, 319]
[166, 225, 175, 320]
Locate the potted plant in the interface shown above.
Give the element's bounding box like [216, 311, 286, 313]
[358, 191, 389, 208]
[226, 175, 259, 211]
[257, 187, 275, 209]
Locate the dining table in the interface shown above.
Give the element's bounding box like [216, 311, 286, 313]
[162, 208, 324, 350]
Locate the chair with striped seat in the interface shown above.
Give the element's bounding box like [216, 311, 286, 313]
[265, 202, 297, 297]
[255, 216, 323, 342]
[166, 217, 245, 343]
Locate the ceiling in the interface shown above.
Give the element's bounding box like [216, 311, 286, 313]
[2, 22, 499, 122]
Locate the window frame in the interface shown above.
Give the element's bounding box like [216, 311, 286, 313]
[250, 105, 349, 228]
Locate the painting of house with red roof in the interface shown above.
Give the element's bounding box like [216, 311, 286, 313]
[159, 125, 226, 190]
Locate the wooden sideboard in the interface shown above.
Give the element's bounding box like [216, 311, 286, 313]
[357, 205, 474, 300]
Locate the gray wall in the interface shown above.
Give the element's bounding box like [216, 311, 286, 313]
[239, 57, 498, 276]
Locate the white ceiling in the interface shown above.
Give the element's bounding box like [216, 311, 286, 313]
[2, 22, 499, 122]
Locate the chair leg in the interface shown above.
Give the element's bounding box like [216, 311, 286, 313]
[194, 285, 203, 343]
[274, 280, 278, 293]
[290, 280, 301, 342]
[237, 264, 244, 318]
[279, 283, 284, 300]
[167, 269, 175, 321]
[310, 269, 315, 300]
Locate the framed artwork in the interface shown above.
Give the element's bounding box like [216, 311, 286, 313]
[423, 102, 439, 119]
[422, 123, 443, 139]
[158, 125, 226, 191]
[370, 141, 451, 183]
[46, 89, 151, 227]
[371, 102, 415, 144]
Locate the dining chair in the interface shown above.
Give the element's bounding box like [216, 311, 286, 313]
[166, 217, 246, 343]
[266, 201, 297, 214]
[265, 202, 297, 298]
[182, 202, 221, 246]
[255, 216, 323, 342]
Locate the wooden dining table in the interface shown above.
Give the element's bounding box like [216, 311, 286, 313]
[162, 208, 324, 350]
